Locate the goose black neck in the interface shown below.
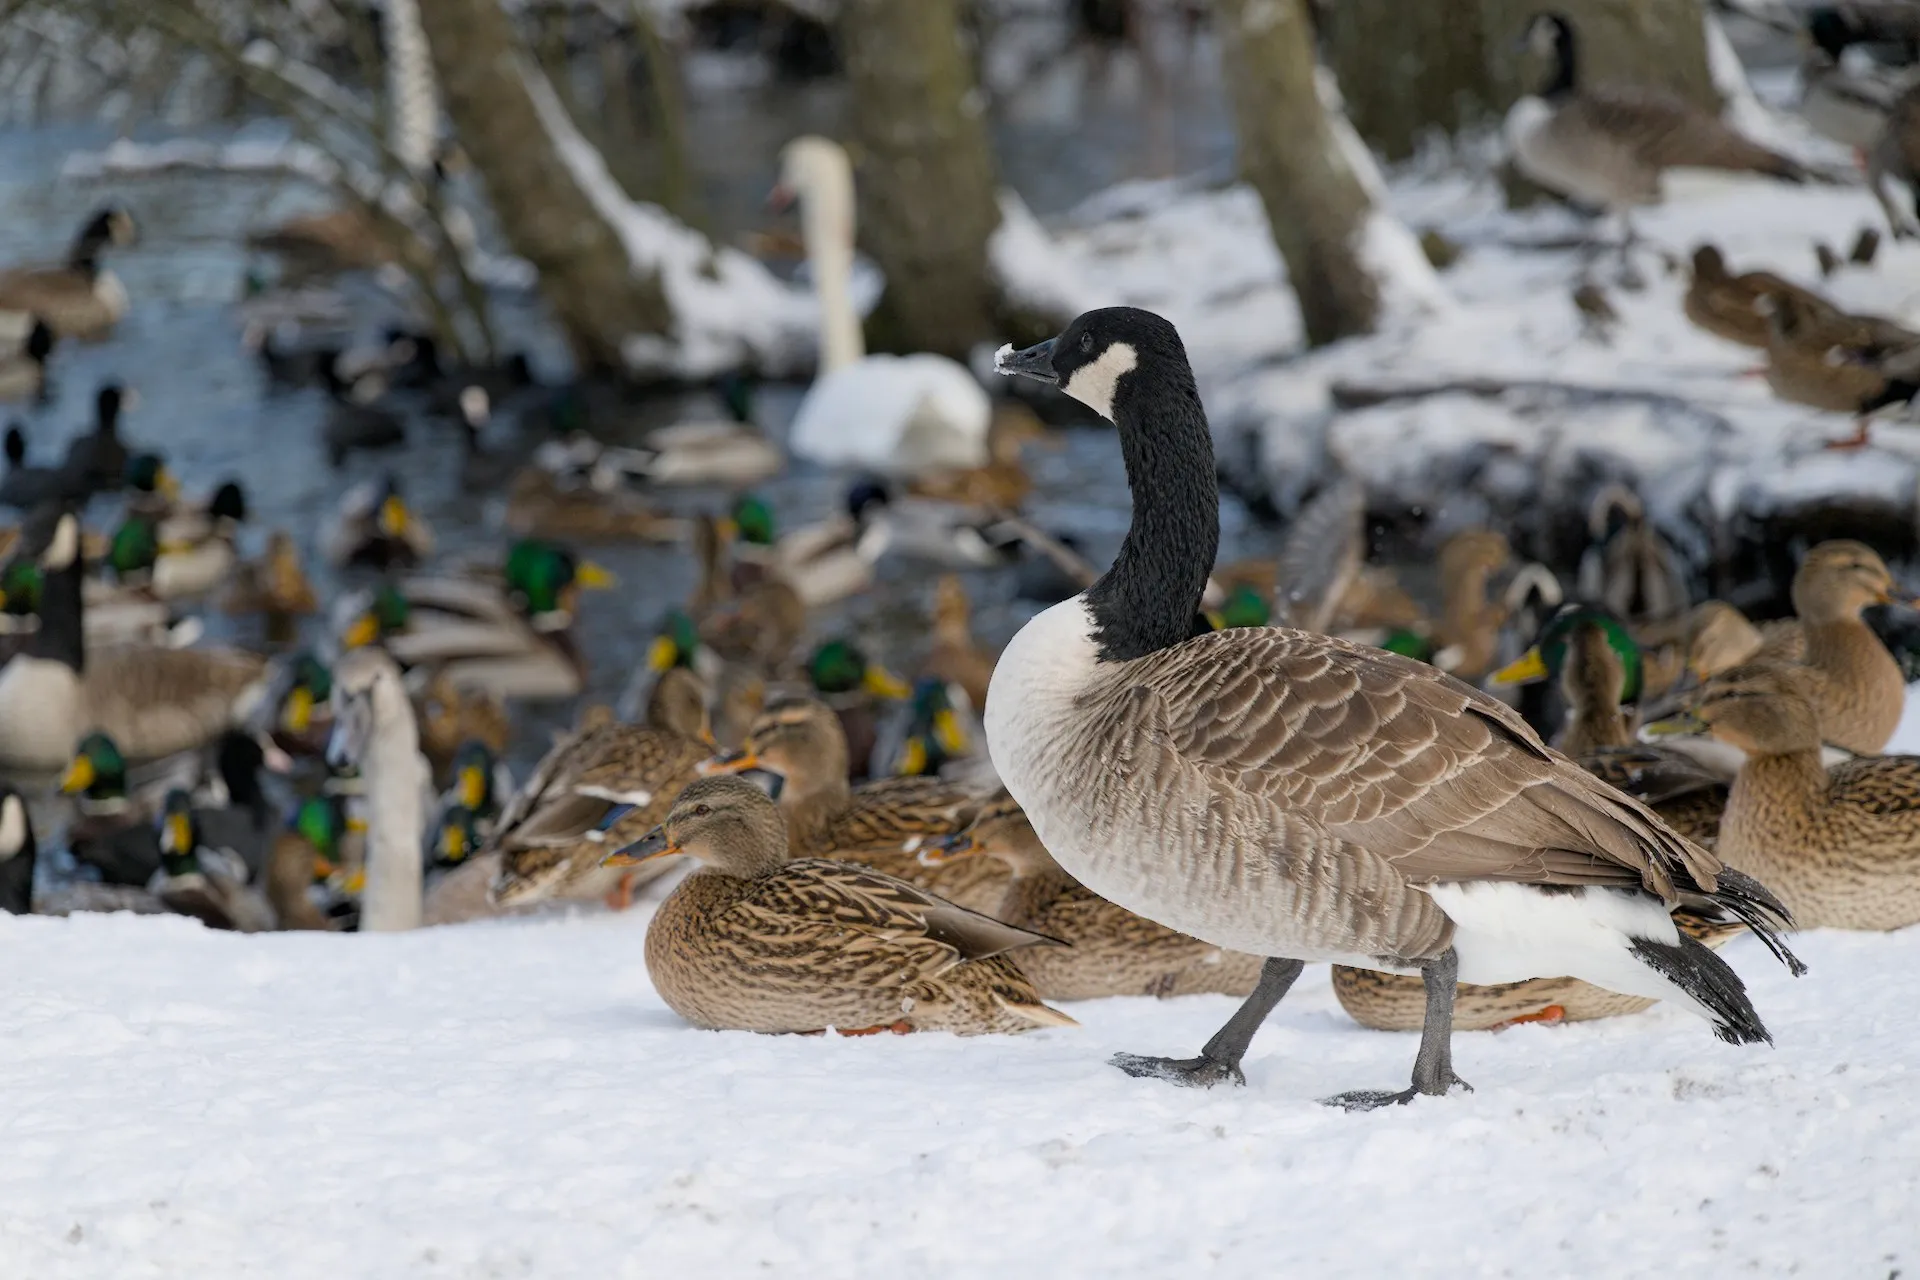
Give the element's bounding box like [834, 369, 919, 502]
[1085, 358, 1218, 663]
[1541, 18, 1577, 98]
[30, 553, 84, 674]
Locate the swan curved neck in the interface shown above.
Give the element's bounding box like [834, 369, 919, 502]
[1086, 363, 1218, 662]
[798, 154, 865, 373]
[359, 700, 425, 931]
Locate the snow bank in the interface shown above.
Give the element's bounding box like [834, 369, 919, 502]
[0, 906, 1909, 1276]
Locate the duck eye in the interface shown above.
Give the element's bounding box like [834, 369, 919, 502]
[692, 804, 711, 817]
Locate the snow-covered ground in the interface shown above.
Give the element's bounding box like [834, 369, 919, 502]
[2, 901, 1913, 1278]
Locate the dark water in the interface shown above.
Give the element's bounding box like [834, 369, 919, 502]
[0, 43, 1268, 785]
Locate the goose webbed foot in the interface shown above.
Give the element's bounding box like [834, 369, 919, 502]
[1322, 948, 1471, 1112]
[1108, 956, 1302, 1089]
[1110, 1051, 1245, 1088]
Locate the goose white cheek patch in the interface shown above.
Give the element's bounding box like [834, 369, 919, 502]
[0, 796, 23, 858]
[1062, 342, 1139, 422]
[45, 514, 79, 571]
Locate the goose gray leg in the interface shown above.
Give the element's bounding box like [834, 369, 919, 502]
[1325, 947, 1473, 1111]
[1110, 956, 1304, 1088]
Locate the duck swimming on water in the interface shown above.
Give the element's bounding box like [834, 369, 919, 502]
[990, 307, 1803, 1108]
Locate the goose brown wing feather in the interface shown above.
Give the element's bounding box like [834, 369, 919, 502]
[1127, 628, 1718, 899]
[1567, 89, 1802, 178]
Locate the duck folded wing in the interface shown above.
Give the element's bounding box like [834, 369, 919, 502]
[1129, 629, 1721, 901]
[722, 859, 1056, 980]
[1827, 757, 1920, 815]
[1565, 91, 1802, 178]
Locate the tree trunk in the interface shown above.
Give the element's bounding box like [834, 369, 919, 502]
[1322, 0, 1493, 162]
[416, 0, 669, 371]
[838, 0, 1002, 358]
[1213, 0, 1380, 346]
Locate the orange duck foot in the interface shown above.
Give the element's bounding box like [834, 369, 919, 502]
[1824, 421, 1873, 450]
[1489, 1004, 1566, 1033]
[603, 872, 636, 912]
[835, 1020, 914, 1037]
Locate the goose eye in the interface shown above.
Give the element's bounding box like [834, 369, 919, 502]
[1080, 332, 1094, 355]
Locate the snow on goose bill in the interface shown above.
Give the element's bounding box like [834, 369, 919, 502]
[989, 306, 1804, 1109]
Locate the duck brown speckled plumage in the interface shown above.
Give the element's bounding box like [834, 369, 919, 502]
[607, 776, 1074, 1036]
[1681, 663, 1920, 930]
[488, 667, 715, 908]
[705, 696, 1007, 912]
[1683, 244, 1825, 349]
[923, 791, 1263, 1001]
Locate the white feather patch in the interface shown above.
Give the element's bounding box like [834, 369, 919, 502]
[0, 795, 25, 859]
[1061, 341, 1138, 422]
[577, 785, 654, 806]
[1426, 881, 1687, 1004]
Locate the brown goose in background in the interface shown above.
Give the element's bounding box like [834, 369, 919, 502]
[991, 306, 1802, 1108]
[603, 776, 1074, 1036]
[1506, 13, 1805, 274]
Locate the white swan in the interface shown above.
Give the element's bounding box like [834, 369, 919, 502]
[327, 647, 429, 931]
[776, 137, 991, 478]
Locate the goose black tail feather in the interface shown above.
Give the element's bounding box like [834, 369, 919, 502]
[1708, 866, 1808, 978]
[1630, 934, 1771, 1046]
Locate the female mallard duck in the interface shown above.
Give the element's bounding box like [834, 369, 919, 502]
[1656, 663, 1920, 930]
[223, 529, 319, 646]
[1778, 539, 1912, 755]
[322, 476, 434, 570]
[704, 697, 1006, 913]
[0, 206, 136, 340]
[1491, 603, 1643, 756]
[1761, 290, 1920, 448]
[1685, 600, 1801, 679]
[921, 791, 1264, 1001]
[922, 574, 996, 712]
[1430, 528, 1511, 679]
[0, 789, 34, 914]
[1683, 245, 1825, 349]
[602, 776, 1072, 1035]
[488, 667, 715, 910]
[340, 540, 615, 702]
[991, 307, 1801, 1105]
[0, 509, 270, 770]
[326, 647, 430, 931]
[803, 639, 913, 783]
[0, 317, 54, 403]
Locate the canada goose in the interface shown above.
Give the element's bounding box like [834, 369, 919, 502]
[0, 422, 73, 509]
[0, 507, 270, 770]
[0, 789, 34, 914]
[1506, 13, 1804, 267]
[1868, 78, 1920, 236]
[248, 205, 405, 272]
[991, 306, 1802, 1106]
[0, 206, 136, 340]
[1803, 6, 1920, 153]
[1683, 245, 1826, 350]
[326, 647, 430, 931]
[603, 776, 1073, 1035]
[774, 137, 991, 478]
[61, 384, 132, 497]
[1654, 663, 1920, 931]
[0, 317, 54, 403]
